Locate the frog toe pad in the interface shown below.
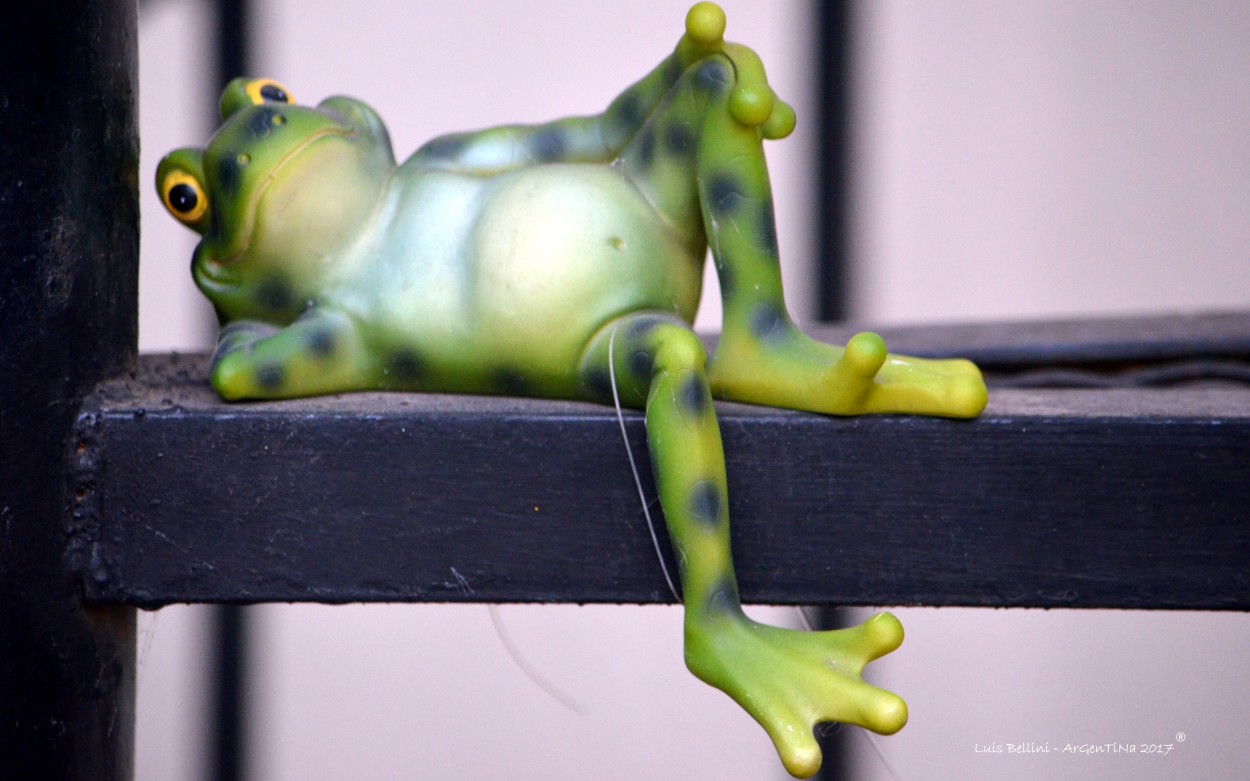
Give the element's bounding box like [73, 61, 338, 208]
[685, 2, 727, 49]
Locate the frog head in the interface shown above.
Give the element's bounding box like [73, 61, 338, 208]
[156, 78, 396, 324]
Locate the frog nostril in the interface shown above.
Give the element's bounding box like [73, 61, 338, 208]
[272, 114, 286, 127]
[236, 153, 251, 166]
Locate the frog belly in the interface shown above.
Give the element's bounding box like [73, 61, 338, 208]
[360, 165, 703, 387]
[468, 165, 702, 353]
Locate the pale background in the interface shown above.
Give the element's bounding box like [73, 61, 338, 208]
[135, 1, 1250, 779]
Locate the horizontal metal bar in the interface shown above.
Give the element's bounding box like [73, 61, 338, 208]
[75, 341, 1250, 610]
[815, 310, 1250, 369]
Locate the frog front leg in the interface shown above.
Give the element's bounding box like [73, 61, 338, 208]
[210, 309, 373, 400]
[580, 313, 907, 779]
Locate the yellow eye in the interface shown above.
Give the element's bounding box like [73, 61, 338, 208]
[161, 171, 208, 225]
[245, 79, 294, 106]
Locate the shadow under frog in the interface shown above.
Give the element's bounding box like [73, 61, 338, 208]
[157, 3, 986, 777]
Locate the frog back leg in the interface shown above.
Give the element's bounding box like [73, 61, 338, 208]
[578, 310, 908, 778]
[615, 9, 988, 419]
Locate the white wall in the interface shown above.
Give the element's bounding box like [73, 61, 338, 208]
[851, 0, 1250, 324]
[135, 2, 1250, 780]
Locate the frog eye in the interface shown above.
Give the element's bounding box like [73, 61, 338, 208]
[160, 170, 209, 226]
[245, 79, 295, 106]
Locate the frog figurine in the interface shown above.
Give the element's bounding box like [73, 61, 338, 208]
[156, 3, 986, 776]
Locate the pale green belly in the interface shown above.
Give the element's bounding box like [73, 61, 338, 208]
[338, 164, 704, 391]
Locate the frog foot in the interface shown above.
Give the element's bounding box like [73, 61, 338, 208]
[681, 2, 728, 57]
[832, 331, 988, 418]
[676, 3, 797, 141]
[710, 330, 987, 418]
[685, 611, 907, 778]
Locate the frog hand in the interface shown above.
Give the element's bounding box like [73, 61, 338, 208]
[209, 310, 372, 400]
[711, 330, 988, 419]
[684, 611, 907, 779]
[829, 332, 988, 418]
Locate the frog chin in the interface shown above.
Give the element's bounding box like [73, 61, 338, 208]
[205, 127, 355, 268]
[248, 139, 388, 266]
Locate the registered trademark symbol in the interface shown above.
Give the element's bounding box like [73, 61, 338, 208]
[1176, 732, 1186, 742]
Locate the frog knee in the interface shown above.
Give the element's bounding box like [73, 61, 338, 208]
[653, 327, 707, 374]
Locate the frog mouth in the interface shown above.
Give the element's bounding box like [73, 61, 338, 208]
[208, 124, 352, 267]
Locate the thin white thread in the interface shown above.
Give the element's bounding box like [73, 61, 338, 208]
[487, 605, 584, 715]
[608, 325, 681, 603]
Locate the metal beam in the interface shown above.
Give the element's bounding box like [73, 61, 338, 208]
[74, 316, 1250, 610]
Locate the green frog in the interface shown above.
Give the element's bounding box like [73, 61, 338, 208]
[156, 3, 986, 776]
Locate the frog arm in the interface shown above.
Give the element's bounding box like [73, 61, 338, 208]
[210, 309, 373, 401]
[579, 313, 907, 779]
[407, 2, 735, 175]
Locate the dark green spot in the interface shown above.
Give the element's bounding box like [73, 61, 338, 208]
[531, 129, 566, 163]
[688, 481, 722, 527]
[678, 373, 707, 418]
[494, 368, 530, 396]
[629, 349, 653, 382]
[705, 579, 742, 618]
[749, 302, 789, 342]
[217, 156, 240, 194]
[388, 350, 423, 384]
[636, 127, 656, 168]
[614, 91, 642, 127]
[663, 122, 694, 156]
[707, 173, 743, 215]
[626, 315, 667, 341]
[583, 367, 613, 401]
[694, 60, 730, 94]
[421, 135, 466, 159]
[246, 107, 277, 139]
[306, 328, 335, 358]
[256, 277, 294, 312]
[256, 363, 285, 391]
[758, 200, 779, 257]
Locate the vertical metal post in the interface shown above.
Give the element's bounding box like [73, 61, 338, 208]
[814, 1, 855, 778]
[815, 0, 854, 323]
[210, 4, 252, 781]
[0, 2, 140, 779]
